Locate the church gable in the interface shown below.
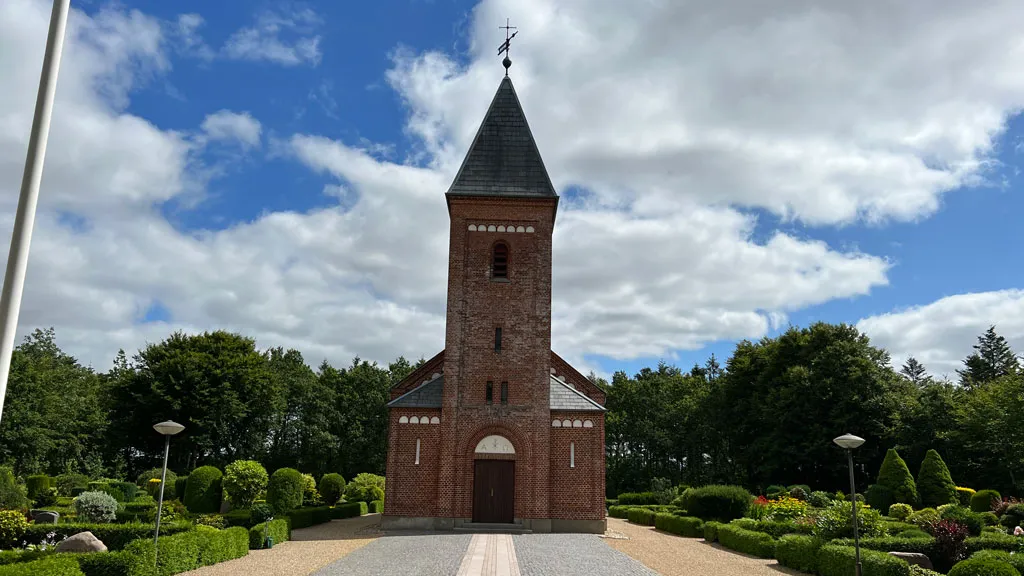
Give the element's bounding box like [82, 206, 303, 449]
[389, 350, 444, 400]
[550, 351, 607, 405]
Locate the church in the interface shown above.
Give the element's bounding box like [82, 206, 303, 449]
[380, 67, 607, 534]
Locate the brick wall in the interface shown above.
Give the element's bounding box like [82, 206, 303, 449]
[549, 411, 606, 520]
[383, 408, 441, 518]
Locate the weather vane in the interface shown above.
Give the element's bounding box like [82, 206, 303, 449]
[497, 18, 517, 76]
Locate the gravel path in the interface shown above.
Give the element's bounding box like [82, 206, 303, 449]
[604, 517, 809, 576]
[513, 533, 656, 576]
[313, 532, 473, 576]
[180, 514, 382, 576]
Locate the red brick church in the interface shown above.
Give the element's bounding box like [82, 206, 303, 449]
[381, 72, 607, 533]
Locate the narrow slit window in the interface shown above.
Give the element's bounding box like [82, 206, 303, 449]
[486, 381, 493, 404]
[492, 242, 509, 279]
[415, 438, 420, 465]
[570, 442, 575, 468]
[494, 327, 502, 352]
[500, 381, 508, 404]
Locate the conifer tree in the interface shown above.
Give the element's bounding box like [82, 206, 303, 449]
[900, 357, 928, 385]
[917, 449, 957, 507]
[876, 448, 918, 506]
[957, 326, 1020, 387]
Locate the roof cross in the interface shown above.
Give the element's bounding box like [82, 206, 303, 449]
[497, 18, 517, 75]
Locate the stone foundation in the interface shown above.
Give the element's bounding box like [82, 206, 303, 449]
[382, 515, 605, 534]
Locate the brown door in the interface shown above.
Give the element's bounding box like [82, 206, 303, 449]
[472, 460, 515, 523]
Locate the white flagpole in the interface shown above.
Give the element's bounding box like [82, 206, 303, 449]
[0, 0, 72, 424]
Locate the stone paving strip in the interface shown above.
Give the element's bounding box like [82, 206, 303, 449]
[314, 531, 473, 575]
[180, 514, 382, 576]
[456, 534, 521, 576]
[604, 517, 810, 576]
[513, 532, 656, 576]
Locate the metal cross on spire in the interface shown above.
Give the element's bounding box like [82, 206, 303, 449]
[497, 18, 517, 76]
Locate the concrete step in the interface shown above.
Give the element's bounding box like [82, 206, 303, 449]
[454, 522, 533, 534]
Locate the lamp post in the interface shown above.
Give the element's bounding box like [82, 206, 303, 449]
[152, 420, 185, 563]
[834, 433, 866, 576]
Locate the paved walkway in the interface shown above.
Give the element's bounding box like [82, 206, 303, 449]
[605, 517, 809, 576]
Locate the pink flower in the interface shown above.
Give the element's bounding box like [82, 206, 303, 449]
[1014, 526, 1023, 536]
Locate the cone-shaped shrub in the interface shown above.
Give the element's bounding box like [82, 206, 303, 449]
[876, 449, 918, 506]
[184, 466, 223, 513]
[918, 449, 958, 508]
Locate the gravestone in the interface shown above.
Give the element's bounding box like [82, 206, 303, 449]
[30, 510, 59, 524]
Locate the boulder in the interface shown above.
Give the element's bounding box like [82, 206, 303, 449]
[30, 510, 59, 524]
[55, 531, 107, 553]
[888, 552, 933, 570]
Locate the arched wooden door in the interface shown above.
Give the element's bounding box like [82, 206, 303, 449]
[472, 434, 516, 523]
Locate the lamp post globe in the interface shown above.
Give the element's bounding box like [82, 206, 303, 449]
[153, 420, 184, 564]
[833, 433, 865, 450]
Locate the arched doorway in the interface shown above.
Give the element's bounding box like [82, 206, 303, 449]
[472, 435, 515, 523]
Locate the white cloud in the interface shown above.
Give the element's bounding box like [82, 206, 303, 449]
[858, 290, 1024, 380]
[222, 8, 322, 67]
[201, 110, 262, 149]
[1, 0, 1022, 379]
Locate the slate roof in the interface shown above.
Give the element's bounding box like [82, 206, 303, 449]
[446, 76, 558, 198]
[387, 375, 443, 408]
[549, 376, 606, 412]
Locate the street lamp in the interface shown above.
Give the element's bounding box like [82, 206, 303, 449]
[153, 420, 185, 562]
[834, 433, 866, 576]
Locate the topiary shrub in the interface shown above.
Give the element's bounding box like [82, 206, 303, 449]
[343, 473, 386, 504]
[971, 490, 1001, 513]
[319, 473, 346, 505]
[301, 473, 321, 506]
[145, 478, 162, 498]
[956, 487, 976, 507]
[627, 508, 657, 526]
[766, 485, 787, 499]
[25, 475, 50, 501]
[813, 501, 884, 541]
[999, 504, 1024, 529]
[909, 508, 941, 528]
[816, 544, 914, 576]
[971, 551, 1024, 575]
[73, 491, 118, 523]
[877, 449, 919, 506]
[267, 468, 304, 514]
[223, 460, 268, 509]
[808, 491, 832, 507]
[867, 484, 895, 513]
[53, 473, 89, 497]
[890, 503, 914, 521]
[717, 524, 776, 558]
[616, 492, 660, 506]
[789, 486, 809, 501]
[137, 468, 177, 496]
[918, 450, 958, 508]
[979, 512, 999, 526]
[941, 506, 983, 536]
[682, 485, 752, 522]
[947, 557, 1020, 576]
[775, 534, 822, 574]
[184, 466, 223, 514]
[175, 476, 188, 502]
[0, 510, 28, 548]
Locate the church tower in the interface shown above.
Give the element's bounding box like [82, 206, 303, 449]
[383, 71, 607, 534]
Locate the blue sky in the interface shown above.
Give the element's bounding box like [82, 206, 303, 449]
[2, 0, 1024, 379]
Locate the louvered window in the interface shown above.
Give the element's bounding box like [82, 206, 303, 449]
[492, 242, 508, 279]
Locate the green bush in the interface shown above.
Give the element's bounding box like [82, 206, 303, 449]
[627, 508, 657, 526]
[909, 508, 941, 528]
[897, 529, 933, 539]
[703, 521, 722, 542]
[0, 557, 84, 576]
[653, 513, 703, 537]
[999, 504, 1024, 529]
[332, 502, 367, 519]
[868, 484, 896, 513]
[73, 491, 118, 523]
[183, 466, 222, 514]
[957, 487, 977, 507]
[223, 461, 268, 509]
[286, 507, 333, 529]
[110, 482, 138, 503]
[22, 521, 193, 550]
[608, 505, 631, 519]
[368, 500, 383, 514]
[617, 492, 660, 506]
[122, 524, 249, 575]
[248, 519, 289, 550]
[25, 475, 50, 500]
[319, 474, 346, 506]
[174, 476, 188, 502]
[53, 474, 90, 497]
[716, 524, 776, 558]
[948, 558, 1020, 576]
[980, 512, 999, 526]
[766, 485, 787, 498]
[964, 533, 1019, 553]
[890, 503, 914, 521]
[808, 491, 832, 507]
[682, 485, 752, 522]
[739, 519, 814, 538]
[817, 544, 911, 576]
[832, 535, 938, 563]
[918, 450, 958, 508]
[972, 551, 1024, 575]
[343, 473, 386, 504]
[877, 449, 919, 506]
[266, 468, 304, 514]
[941, 506, 984, 536]
[813, 500, 885, 541]
[0, 467, 28, 511]
[137, 468, 176, 491]
[775, 534, 822, 574]
[0, 510, 28, 549]
[223, 509, 253, 528]
[971, 490, 1002, 513]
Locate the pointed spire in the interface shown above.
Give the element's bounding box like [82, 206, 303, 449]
[446, 76, 557, 198]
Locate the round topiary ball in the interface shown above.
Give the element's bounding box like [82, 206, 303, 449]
[319, 473, 346, 505]
[948, 558, 1021, 576]
[267, 468, 304, 514]
[971, 490, 1002, 513]
[184, 466, 223, 514]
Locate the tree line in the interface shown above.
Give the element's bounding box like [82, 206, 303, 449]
[1, 323, 1021, 499]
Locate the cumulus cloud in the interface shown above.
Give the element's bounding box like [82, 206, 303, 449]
[200, 110, 262, 149]
[222, 8, 322, 67]
[1, 0, 1022, 377]
[858, 290, 1024, 380]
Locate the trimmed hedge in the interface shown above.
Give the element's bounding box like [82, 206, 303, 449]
[654, 514, 703, 537]
[948, 558, 1020, 576]
[703, 521, 723, 542]
[972, 551, 1024, 574]
[608, 505, 630, 519]
[816, 544, 911, 576]
[368, 500, 383, 514]
[716, 524, 776, 558]
[332, 502, 367, 519]
[224, 509, 254, 528]
[735, 519, 814, 539]
[965, 533, 1020, 553]
[627, 508, 657, 526]
[122, 525, 249, 576]
[617, 492, 660, 506]
[286, 507, 333, 529]
[832, 535, 937, 566]
[971, 490, 1001, 513]
[775, 534, 822, 574]
[22, 522, 194, 550]
[248, 519, 289, 550]
[183, 466, 222, 514]
[0, 557, 84, 576]
[682, 485, 752, 522]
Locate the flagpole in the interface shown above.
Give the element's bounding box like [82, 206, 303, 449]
[0, 0, 72, 424]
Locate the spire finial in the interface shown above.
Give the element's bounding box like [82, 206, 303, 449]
[497, 18, 517, 76]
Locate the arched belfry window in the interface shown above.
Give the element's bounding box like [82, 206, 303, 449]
[492, 242, 509, 279]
